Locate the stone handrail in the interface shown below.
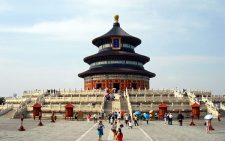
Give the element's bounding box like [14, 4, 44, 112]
[128, 89, 174, 95]
[190, 90, 211, 96]
[187, 92, 196, 104]
[6, 97, 30, 103]
[60, 89, 104, 95]
[174, 90, 183, 98]
[129, 97, 189, 103]
[0, 104, 13, 116]
[210, 95, 225, 102]
[125, 88, 133, 119]
[44, 97, 103, 103]
[220, 102, 225, 111]
[207, 106, 218, 118]
[203, 98, 218, 118]
[100, 96, 105, 113]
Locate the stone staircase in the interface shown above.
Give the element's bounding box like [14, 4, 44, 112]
[104, 101, 112, 115]
[120, 99, 129, 113]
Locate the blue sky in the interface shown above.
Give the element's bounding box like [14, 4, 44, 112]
[0, 0, 224, 97]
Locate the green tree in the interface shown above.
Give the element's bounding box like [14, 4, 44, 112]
[0, 97, 5, 105]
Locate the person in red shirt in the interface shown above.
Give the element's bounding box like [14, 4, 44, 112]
[116, 128, 123, 141]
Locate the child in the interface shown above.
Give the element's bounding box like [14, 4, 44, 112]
[128, 120, 133, 129]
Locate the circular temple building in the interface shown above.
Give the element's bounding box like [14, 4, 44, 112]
[78, 15, 156, 91]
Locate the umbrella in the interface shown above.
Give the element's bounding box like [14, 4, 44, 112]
[143, 113, 150, 119]
[204, 114, 213, 120]
[134, 111, 141, 115]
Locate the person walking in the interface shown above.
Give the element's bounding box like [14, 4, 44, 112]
[93, 113, 97, 123]
[125, 115, 129, 126]
[205, 119, 210, 133]
[118, 112, 121, 121]
[97, 121, 104, 141]
[164, 113, 167, 124]
[111, 121, 117, 140]
[116, 128, 123, 141]
[134, 115, 139, 126]
[108, 113, 112, 124]
[168, 113, 173, 125]
[128, 120, 133, 129]
[177, 112, 184, 126]
[87, 114, 91, 122]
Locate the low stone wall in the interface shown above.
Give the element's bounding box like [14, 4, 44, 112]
[0, 107, 12, 116]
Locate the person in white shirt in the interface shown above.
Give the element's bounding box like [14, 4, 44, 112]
[128, 120, 133, 129]
[168, 113, 173, 125]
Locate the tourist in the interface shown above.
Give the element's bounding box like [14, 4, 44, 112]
[145, 114, 150, 125]
[74, 113, 78, 121]
[177, 112, 184, 126]
[116, 128, 123, 141]
[101, 112, 105, 120]
[205, 119, 210, 133]
[87, 114, 91, 122]
[167, 113, 170, 124]
[125, 114, 129, 126]
[104, 112, 107, 120]
[134, 115, 139, 126]
[111, 121, 117, 140]
[98, 113, 102, 120]
[168, 113, 173, 125]
[108, 113, 112, 124]
[128, 114, 131, 121]
[118, 112, 121, 121]
[155, 112, 158, 120]
[164, 113, 167, 124]
[128, 120, 133, 129]
[114, 111, 118, 119]
[105, 92, 110, 101]
[110, 93, 114, 101]
[93, 113, 97, 123]
[110, 116, 114, 125]
[97, 121, 104, 141]
[218, 112, 221, 122]
[117, 120, 124, 132]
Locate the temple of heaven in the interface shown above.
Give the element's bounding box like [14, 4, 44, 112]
[78, 15, 156, 91]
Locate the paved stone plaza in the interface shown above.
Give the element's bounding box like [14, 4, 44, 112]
[0, 117, 225, 141]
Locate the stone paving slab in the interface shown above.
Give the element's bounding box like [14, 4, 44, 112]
[0, 117, 225, 141]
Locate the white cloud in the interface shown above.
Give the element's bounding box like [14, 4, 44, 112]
[0, 18, 107, 41]
[0, 16, 151, 42]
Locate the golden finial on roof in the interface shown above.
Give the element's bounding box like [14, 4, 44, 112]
[114, 15, 119, 23]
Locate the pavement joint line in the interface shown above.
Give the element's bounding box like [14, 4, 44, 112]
[75, 123, 97, 141]
[138, 126, 154, 141]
